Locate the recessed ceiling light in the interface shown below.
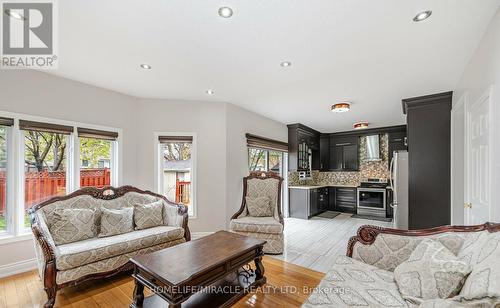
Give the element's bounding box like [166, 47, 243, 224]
[280, 61, 292, 67]
[206, 89, 215, 95]
[218, 7, 233, 18]
[354, 122, 369, 129]
[331, 102, 351, 113]
[413, 10, 432, 22]
[140, 64, 151, 70]
[4, 9, 25, 20]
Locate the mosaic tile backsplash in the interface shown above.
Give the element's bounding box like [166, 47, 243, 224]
[289, 134, 390, 186]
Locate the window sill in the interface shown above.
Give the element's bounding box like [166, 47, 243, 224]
[0, 233, 33, 246]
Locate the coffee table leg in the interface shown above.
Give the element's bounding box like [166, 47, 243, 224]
[131, 279, 145, 308]
[254, 247, 266, 285]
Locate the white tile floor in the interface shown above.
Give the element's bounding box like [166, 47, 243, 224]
[270, 213, 392, 273]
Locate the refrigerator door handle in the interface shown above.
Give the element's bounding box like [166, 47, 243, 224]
[389, 154, 395, 190]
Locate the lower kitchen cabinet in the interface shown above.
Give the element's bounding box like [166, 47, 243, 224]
[289, 187, 329, 219]
[332, 187, 357, 214]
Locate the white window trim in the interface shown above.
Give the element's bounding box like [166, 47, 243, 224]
[0, 110, 122, 241]
[153, 132, 197, 219]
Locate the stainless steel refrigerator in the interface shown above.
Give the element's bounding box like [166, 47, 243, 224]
[390, 150, 409, 229]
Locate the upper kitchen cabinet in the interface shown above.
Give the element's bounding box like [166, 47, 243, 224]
[388, 130, 407, 164]
[319, 134, 330, 171]
[287, 124, 320, 171]
[329, 136, 359, 171]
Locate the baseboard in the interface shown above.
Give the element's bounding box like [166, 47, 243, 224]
[0, 258, 37, 278]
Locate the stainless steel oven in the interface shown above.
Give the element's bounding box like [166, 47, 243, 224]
[357, 187, 386, 217]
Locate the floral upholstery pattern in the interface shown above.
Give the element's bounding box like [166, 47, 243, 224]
[239, 178, 280, 219]
[246, 196, 272, 217]
[56, 238, 185, 284]
[230, 216, 283, 234]
[49, 208, 97, 245]
[232, 230, 284, 254]
[55, 225, 184, 270]
[32, 189, 188, 291]
[98, 207, 134, 237]
[458, 231, 500, 300]
[231, 175, 284, 254]
[351, 232, 468, 272]
[394, 239, 471, 300]
[134, 200, 164, 230]
[302, 255, 408, 308]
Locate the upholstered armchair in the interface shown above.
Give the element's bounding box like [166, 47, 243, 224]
[230, 172, 284, 254]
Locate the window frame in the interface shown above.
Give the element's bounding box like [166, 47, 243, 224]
[247, 147, 289, 217]
[154, 132, 197, 219]
[0, 124, 13, 236]
[0, 111, 122, 241]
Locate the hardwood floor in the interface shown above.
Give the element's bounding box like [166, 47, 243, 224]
[271, 213, 392, 273]
[1, 214, 389, 307]
[0, 256, 323, 308]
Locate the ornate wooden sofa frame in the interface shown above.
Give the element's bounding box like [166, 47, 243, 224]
[346, 221, 500, 257]
[29, 185, 190, 308]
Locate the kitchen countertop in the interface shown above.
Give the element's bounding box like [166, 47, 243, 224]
[289, 184, 359, 189]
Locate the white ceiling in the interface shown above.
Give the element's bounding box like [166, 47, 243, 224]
[51, 0, 499, 132]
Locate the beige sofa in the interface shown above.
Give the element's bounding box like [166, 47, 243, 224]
[303, 223, 500, 308]
[29, 186, 190, 308]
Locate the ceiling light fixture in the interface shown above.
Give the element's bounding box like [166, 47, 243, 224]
[140, 64, 151, 70]
[4, 9, 25, 20]
[218, 7, 233, 18]
[331, 102, 351, 113]
[413, 10, 432, 22]
[206, 89, 215, 95]
[353, 122, 369, 129]
[280, 61, 292, 67]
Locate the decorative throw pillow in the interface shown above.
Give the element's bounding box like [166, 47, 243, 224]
[458, 232, 500, 300]
[246, 196, 272, 217]
[49, 208, 96, 245]
[134, 200, 164, 230]
[98, 207, 134, 237]
[394, 239, 471, 300]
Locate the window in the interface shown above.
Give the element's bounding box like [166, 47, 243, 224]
[246, 133, 289, 216]
[248, 148, 267, 171]
[21, 120, 73, 228]
[78, 128, 117, 188]
[158, 135, 195, 217]
[0, 118, 12, 233]
[0, 114, 120, 239]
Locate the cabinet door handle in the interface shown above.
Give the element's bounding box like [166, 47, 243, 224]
[335, 142, 351, 146]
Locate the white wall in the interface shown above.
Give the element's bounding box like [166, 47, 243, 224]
[0, 69, 139, 272]
[134, 99, 228, 232]
[225, 104, 288, 227]
[0, 70, 288, 274]
[452, 8, 500, 223]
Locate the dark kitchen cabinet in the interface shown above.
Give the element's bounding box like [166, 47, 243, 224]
[334, 187, 357, 213]
[318, 187, 329, 212]
[403, 91, 452, 229]
[319, 134, 330, 171]
[289, 187, 329, 219]
[309, 189, 319, 217]
[328, 187, 336, 210]
[330, 136, 359, 171]
[388, 131, 407, 165]
[288, 124, 320, 171]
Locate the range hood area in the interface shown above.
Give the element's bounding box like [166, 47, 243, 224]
[365, 135, 381, 161]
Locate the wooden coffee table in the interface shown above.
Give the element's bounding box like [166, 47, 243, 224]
[129, 231, 267, 308]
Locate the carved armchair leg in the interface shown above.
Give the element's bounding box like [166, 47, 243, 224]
[44, 287, 57, 308]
